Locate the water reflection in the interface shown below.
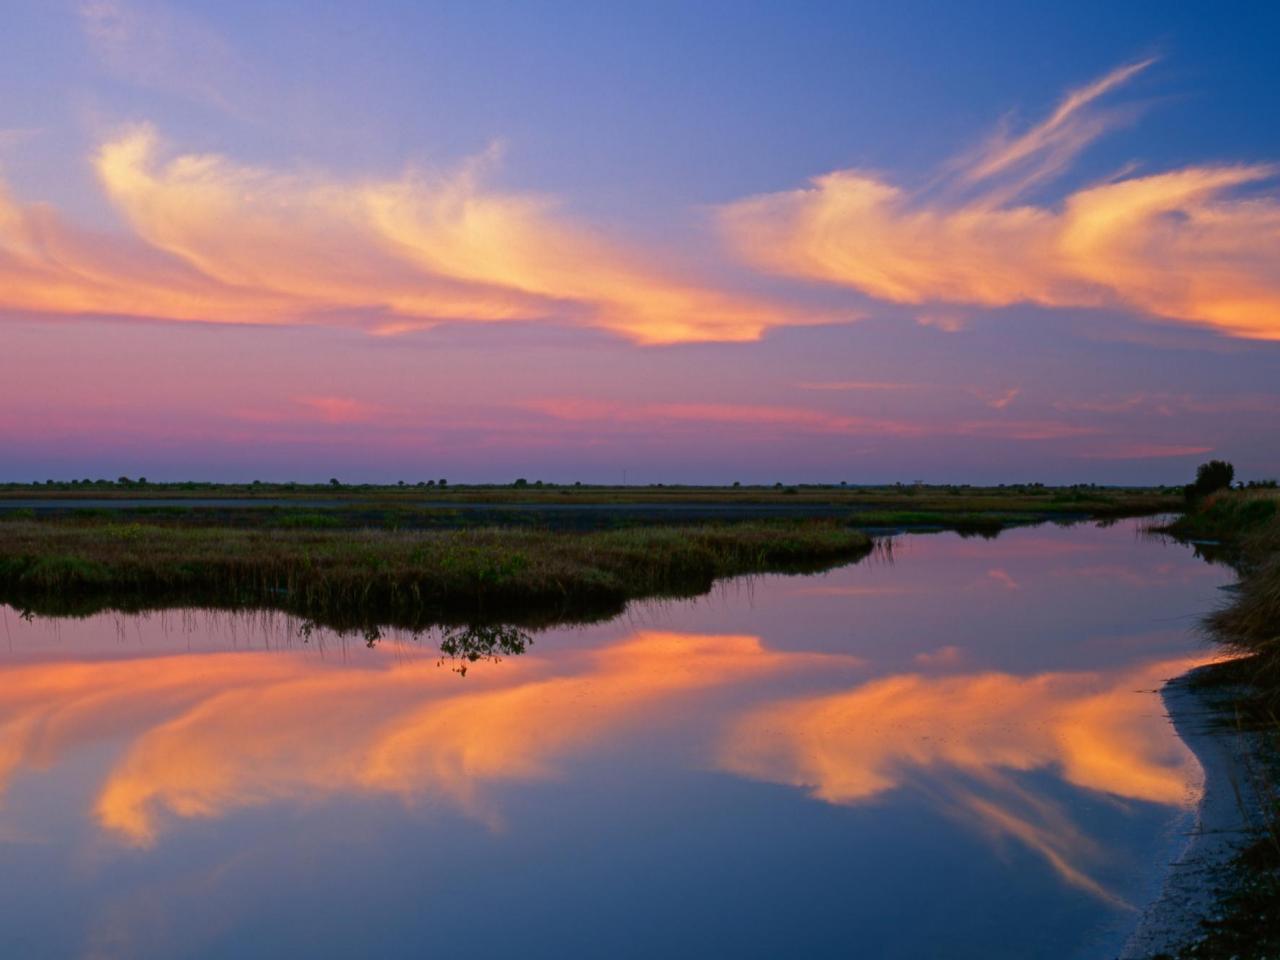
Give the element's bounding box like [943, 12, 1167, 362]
[0, 617, 1207, 895]
[437, 623, 532, 674]
[299, 620, 534, 671]
[0, 522, 1234, 959]
[0, 629, 850, 844]
[718, 655, 1209, 905]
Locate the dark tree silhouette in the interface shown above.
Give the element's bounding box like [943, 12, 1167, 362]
[1186, 460, 1235, 501]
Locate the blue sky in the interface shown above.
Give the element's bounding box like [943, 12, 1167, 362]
[1, 1, 1278, 483]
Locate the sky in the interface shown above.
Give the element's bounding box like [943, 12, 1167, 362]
[1, 0, 1278, 484]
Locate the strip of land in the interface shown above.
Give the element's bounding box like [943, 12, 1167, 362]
[0, 481, 1181, 536]
[1121, 667, 1271, 959]
[0, 484, 1180, 629]
[0, 480, 1185, 514]
[1146, 490, 1280, 959]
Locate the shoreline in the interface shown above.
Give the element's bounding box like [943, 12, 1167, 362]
[1120, 663, 1269, 959]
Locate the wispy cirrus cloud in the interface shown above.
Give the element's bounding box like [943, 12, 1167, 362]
[0, 126, 818, 345]
[952, 59, 1154, 200]
[719, 60, 1280, 341]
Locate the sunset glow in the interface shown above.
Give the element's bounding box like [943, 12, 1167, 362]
[1, 10, 1274, 958]
[1, 3, 1276, 481]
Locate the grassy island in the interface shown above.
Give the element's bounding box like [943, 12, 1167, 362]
[0, 519, 872, 629]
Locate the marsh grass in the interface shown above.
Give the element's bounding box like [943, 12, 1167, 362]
[0, 520, 872, 630]
[1164, 491, 1280, 689]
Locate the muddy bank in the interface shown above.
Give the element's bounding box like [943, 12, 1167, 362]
[1121, 664, 1270, 959]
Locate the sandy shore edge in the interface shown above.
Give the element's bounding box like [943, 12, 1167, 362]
[1119, 664, 1269, 959]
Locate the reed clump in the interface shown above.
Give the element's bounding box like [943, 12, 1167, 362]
[1165, 489, 1280, 679]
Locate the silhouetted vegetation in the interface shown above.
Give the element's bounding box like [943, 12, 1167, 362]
[1184, 459, 1236, 503]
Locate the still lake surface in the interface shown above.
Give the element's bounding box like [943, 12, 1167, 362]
[0, 521, 1228, 958]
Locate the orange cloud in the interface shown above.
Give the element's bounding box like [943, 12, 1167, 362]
[717, 656, 1212, 901]
[358, 632, 828, 816]
[719, 62, 1280, 340]
[93, 631, 843, 843]
[0, 179, 284, 321]
[0, 652, 303, 800]
[0, 126, 816, 344]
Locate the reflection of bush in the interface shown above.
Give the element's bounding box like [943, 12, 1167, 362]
[438, 624, 532, 675]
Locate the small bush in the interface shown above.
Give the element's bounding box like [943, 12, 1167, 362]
[1187, 460, 1236, 501]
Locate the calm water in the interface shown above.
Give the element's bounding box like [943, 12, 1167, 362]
[0, 522, 1228, 958]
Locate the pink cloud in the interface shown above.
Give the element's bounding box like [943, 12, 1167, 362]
[970, 386, 1022, 410]
[294, 396, 388, 424]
